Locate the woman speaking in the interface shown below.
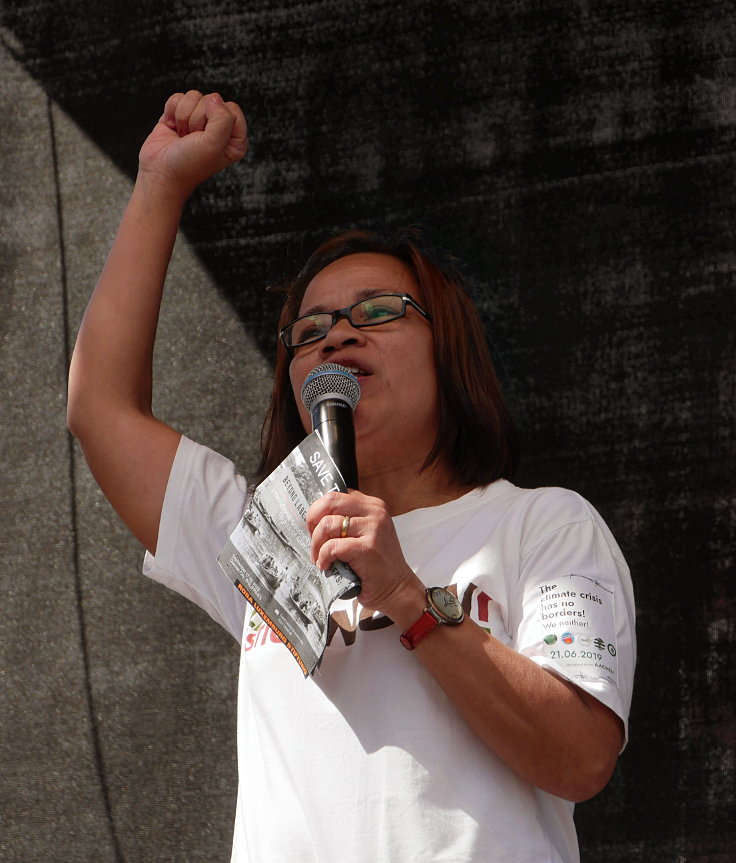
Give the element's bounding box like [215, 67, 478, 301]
[68, 89, 636, 862]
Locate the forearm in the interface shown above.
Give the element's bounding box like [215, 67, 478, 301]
[388, 583, 623, 802]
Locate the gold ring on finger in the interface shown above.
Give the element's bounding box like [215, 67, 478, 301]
[340, 515, 351, 538]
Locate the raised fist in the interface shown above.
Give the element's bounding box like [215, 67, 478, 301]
[138, 89, 248, 196]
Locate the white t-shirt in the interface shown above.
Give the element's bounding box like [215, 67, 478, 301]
[144, 436, 636, 863]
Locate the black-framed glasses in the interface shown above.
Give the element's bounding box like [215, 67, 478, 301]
[280, 293, 431, 351]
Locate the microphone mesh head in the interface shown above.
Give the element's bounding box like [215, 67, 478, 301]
[301, 363, 361, 412]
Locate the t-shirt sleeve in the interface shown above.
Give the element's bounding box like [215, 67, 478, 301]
[511, 490, 636, 746]
[142, 435, 250, 642]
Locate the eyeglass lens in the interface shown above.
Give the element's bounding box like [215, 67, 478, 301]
[287, 295, 406, 346]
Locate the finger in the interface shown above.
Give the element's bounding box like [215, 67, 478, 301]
[224, 100, 249, 157]
[309, 514, 351, 563]
[314, 535, 357, 572]
[309, 514, 339, 548]
[314, 536, 338, 570]
[188, 95, 209, 133]
[201, 93, 248, 160]
[174, 88, 204, 136]
[160, 92, 185, 129]
[305, 492, 351, 533]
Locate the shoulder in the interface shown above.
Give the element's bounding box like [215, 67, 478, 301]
[474, 479, 597, 529]
[513, 484, 598, 526]
[473, 480, 624, 560]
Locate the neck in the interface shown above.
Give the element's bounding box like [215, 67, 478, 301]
[357, 454, 474, 516]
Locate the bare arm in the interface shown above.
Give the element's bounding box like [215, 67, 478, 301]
[68, 90, 248, 553]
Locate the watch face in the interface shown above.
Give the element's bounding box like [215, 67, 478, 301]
[427, 587, 465, 624]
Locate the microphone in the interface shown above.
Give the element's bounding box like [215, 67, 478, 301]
[301, 363, 361, 490]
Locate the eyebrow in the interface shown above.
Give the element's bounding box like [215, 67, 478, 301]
[299, 287, 391, 317]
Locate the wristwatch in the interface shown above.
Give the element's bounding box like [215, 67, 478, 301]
[400, 587, 465, 650]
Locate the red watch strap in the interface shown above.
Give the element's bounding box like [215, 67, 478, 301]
[400, 609, 439, 650]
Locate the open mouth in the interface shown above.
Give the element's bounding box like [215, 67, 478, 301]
[335, 362, 371, 382]
[344, 366, 369, 379]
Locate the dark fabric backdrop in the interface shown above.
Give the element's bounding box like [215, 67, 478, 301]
[1, 1, 733, 861]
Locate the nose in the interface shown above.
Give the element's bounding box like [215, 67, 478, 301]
[318, 315, 366, 356]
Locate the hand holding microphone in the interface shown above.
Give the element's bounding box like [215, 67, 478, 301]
[302, 363, 361, 597]
[302, 363, 423, 613]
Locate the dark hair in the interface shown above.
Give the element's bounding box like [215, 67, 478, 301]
[255, 227, 519, 487]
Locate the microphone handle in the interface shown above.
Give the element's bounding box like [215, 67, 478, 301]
[311, 398, 361, 599]
[311, 399, 359, 490]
